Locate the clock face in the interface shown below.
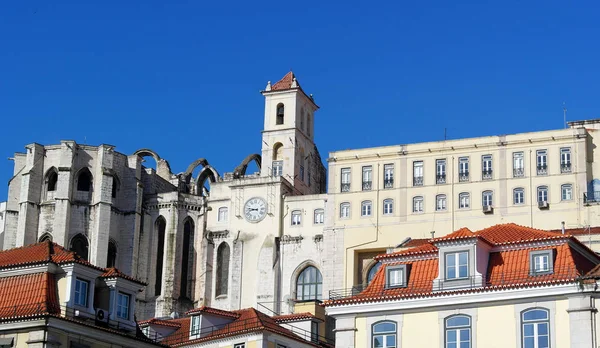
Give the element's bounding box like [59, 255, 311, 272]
[244, 197, 267, 223]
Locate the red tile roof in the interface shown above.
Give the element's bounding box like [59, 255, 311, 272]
[273, 312, 322, 323]
[101, 267, 147, 286]
[139, 318, 183, 328]
[401, 238, 430, 248]
[185, 306, 240, 319]
[0, 272, 60, 320]
[430, 227, 476, 243]
[476, 223, 564, 245]
[271, 71, 297, 91]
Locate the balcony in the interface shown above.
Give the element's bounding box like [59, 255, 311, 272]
[341, 183, 350, 192]
[459, 171, 469, 182]
[413, 176, 423, 186]
[436, 174, 446, 184]
[362, 181, 372, 191]
[513, 168, 524, 177]
[537, 165, 548, 176]
[482, 170, 492, 180]
[561, 163, 572, 173]
[384, 178, 394, 189]
[584, 192, 600, 204]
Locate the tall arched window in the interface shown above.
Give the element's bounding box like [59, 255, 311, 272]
[45, 168, 58, 200]
[111, 176, 120, 199]
[155, 217, 166, 296]
[276, 103, 285, 125]
[372, 321, 397, 348]
[296, 266, 322, 301]
[514, 187, 525, 205]
[272, 142, 284, 177]
[76, 168, 92, 192]
[180, 219, 194, 299]
[361, 201, 372, 216]
[482, 190, 493, 207]
[383, 199, 393, 215]
[216, 243, 230, 297]
[107, 239, 117, 268]
[537, 186, 549, 203]
[70, 234, 89, 261]
[445, 315, 471, 348]
[521, 308, 550, 348]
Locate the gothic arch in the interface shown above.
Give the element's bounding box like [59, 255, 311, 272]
[180, 217, 195, 299]
[107, 238, 118, 268]
[290, 260, 322, 300]
[74, 167, 93, 192]
[233, 154, 262, 178]
[273, 142, 284, 161]
[69, 233, 89, 261]
[196, 166, 219, 196]
[133, 148, 161, 166]
[38, 233, 53, 243]
[184, 158, 210, 177]
[216, 242, 230, 297]
[133, 148, 172, 178]
[155, 216, 167, 296]
[43, 167, 59, 200]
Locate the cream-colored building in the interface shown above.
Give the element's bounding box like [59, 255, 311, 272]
[325, 223, 600, 348]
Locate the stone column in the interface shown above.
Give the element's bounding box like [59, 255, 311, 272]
[567, 294, 597, 348]
[334, 314, 357, 348]
[90, 145, 114, 267]
[16, 143, 44, 247]
[53, 141, 75, 247]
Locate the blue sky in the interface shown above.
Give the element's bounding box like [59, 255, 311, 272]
[1, 1, 600, 200]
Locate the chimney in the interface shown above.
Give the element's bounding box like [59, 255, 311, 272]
[430, 231, 435, 239]
[561, 221, 565, 235]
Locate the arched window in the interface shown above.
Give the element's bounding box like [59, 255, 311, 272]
[459, 192, 470, 209]
[70, 234, 89, 261]
[276, 103, 285, 125]
[155, 217, 166, 296]
[216, 243, 230, 297]
[561, 184, 573, 201]
[39, 233, 53, 243]
[361, 201, 372, 217]
[367, 262, 381, 284]
[537, 186, 549, 203]
[340, 202, 350, 218]
[107, 239, 117, 268]
[45, 168, 58, 200]
[413, 196, 424, 213]
[296, 266, 322, 301]
[313, 209, 324, 224]
[482, 190, 493, 207]
[180, 219, 194, 299]
[111, 176, 120, 199]
[291, 210, 302, 225]
[514, 188, 525, 205]
[521, 308, 549, 348]
[76, 168, 92, 192]
[372, 321, 397, 348]
[272, 142, 284, 177]
[383, 199, 393, 215]
[436, 194, 447, 211]
[445, 315, 471, 348]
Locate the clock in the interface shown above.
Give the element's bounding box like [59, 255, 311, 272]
[244, 197, 267, 222]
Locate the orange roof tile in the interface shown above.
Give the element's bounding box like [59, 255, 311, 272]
[476, 223, 564, 244]
[0, 273, 60, 319]
[101, 268, 147, 286]
[139, 318, 183, 328]
[271, 71, 297, 91]
[273, 312, 322, 323]
[431, 227, 476, 243]
[401, 238, 430, 248]
[185, 306, 240, 319]
[376, 243, 437, 260]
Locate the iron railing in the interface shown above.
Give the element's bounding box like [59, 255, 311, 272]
[513, 168, 524, 177]
[413, 176, 423, 186]
[384, 178, 394, 188]
[459, 171, 469, 182]
[362, 181, 372, 191]
[561, 163, 572, 173]
[482, 170, 493, 180]
[537, 165, 548, 175]
[436, 174, 446, 184]
[340, 183, 350, 192]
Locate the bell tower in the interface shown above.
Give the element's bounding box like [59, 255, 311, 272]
[260, 72, 320, 194]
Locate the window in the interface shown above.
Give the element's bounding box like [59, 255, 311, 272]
[74, 278, 89, 307]
[361, 201, 372, 217]
[107, 240, 117, 268]
[314, 209, 324, 224]
[537, 186, 548, 203]
[560, 148, 571, 173]
[111, 176, 119, 198]
[372, 321, 397, 348]
[413, 196, 424, 213]
[445, 251, 468, 280]
[561, 184, 572, 201]
[521, 308, 550, 348]
[291, 210, 302, 225]
[367, 262, 381, 284]
[458, 157, 469, 182]
[482, 190, 493, 207]
[513, 152, 525, 177]
[383, 199, 393, 215]
[180, 219, 194, 299]
[155, 217, 166, 296]
[299, 166, 305, 181]
[436, 159, 447, 184]
[70, 234, 89, 261]
[46, 169, 58, 192]
[340, 202, 350, 218]
[341, 168, 351, 192]
[482, 155, 492, 180]
[311, 321, 319, 343]
[537, 150, 548, 175]
[234, 344, 246, 348]
[76, 168, 92, 191]
[191, 315, 200, 336]
[413, 161, 424, 186]
[386, 265, 406, 288]
[272, 160, 283, 177]
[459, 193, 470, 209]
[362, 166, 372, 191]
[218, 207, 228, 222]
[116, 292, 130, 319]
[445, 315, 471, 348]
[276, 103, 284, 125]
[514, 188, 525, 205]
[436, 194, 447, 211]
[296, 266, 322, 301]
[216, 243, 230, 296]
[530, 250, 553, 275]
[384, 164, 394, 188]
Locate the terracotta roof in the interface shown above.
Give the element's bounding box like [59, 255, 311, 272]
[430, 227, 476, 243]
[376, 243, 437, 260]
[0, 272, 60, 320]
[273, 312, 322, 323]
[185, 306, 240, 319]
[476, 223, 564, 245]
[101, 268, 147, 286]
[270, 71, 297, 91]
[401, 238, 430, 248]
[139, 318, 183, 328]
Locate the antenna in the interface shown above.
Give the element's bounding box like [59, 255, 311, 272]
[563, 102, 567, 129]
[444, 128, 447, 141]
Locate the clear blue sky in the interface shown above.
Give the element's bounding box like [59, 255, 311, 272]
[1, 1, 600, 200]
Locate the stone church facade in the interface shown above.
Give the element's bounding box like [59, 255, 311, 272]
[2, 72, 340, 320]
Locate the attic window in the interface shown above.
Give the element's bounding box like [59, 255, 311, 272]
[190, 315, 200, 338]
[385, 265, 407, 288]
[530, 250, 553, 275]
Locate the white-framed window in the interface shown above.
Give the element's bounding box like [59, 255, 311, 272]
[372, 321, 397, 348]
[362, 166, 373, 191]
[561, 184, 573, 201]
[459, 192, 470, 209]
[445, 315, 471, 348]
[383, 199, 393, 215]
[313, 209, 324, 224]
[413, 161, 424, 186]
[296, 266, 322, 301]
[341, 168, 351, 192]
[458, 157, 469, 181]
[412, 196, 424, 213]
[521, 308, 550, 348]
[191, 315, 200, 336]
[116, 292, 130, 320]
[299, 165, 305, 181]
[436, 159, 447, 184]
[384, 164, 394, 188]
[530, 250, 553, 275]
[74, 278, 89, 307]
[291, 210, 301, 225]
[513, 152, 525, 177]
[445, 251, 468, 280]
[361, 201, 372, 217]
[482, 190, 493, 207]
[340, 202, 350, 218]
[514, 188, 525, 205]
[272, 161, 283, 177]
[537, 186, 548, 203]
[218, 207, 228, 222]
[436, 194, 447, 211]
[560, 147, 571, 173]
[537, 150, 548, 175]
[386, 265, 406, 288]
[482, 155, 492, 179]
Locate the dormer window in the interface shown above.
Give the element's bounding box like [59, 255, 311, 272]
[116, 292, 130, 320]
[190, 315, 200, 338]
[386, 265, 407, 288]
[445, 251, 468, 280]
[530, 250, 553, 275]
[74, 278, 89, 307]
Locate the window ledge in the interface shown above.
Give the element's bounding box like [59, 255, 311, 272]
[215, 294, 228, 300]
[530, 271, 553, 277]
